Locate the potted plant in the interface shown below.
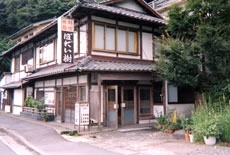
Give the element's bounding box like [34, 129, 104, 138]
[166, 121, 180, 134]
[42, 113, 48, 122]
[180, 116, 193, 142]
[156, 113, 168, 131]
[194, 116, 222, 145]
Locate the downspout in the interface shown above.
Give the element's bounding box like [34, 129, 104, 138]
[164, 80, 168, 115]
[98, 74, 102, 129]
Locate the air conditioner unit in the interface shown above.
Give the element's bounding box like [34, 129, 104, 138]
[24, 64, 34, 73]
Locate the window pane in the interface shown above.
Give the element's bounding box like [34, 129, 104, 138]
[108, 89, 115, 102]
[80, 87, 86, 101]
[15, 56, 20, 72]
[95, 25, 104, 49]
[22, 49, 33, 65]
[39, 42, 54, 64]
[106, 27, 115, 50]
[128, 31, 135, 52]
[168, 85, 178, 103]
[117, 29, 126, 52]
[124, 89, 134, 101]
[140, 88, 151, 114]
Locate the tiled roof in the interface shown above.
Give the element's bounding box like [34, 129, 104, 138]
[23, 56, 155, 80]
[24, 63, 74, 80]
[67, 56, 156, 72]
[0, 81, 28, 89]
[76, 2, 166, 25]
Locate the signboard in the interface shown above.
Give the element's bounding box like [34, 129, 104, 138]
[61, 18, 74, 63]
[75, 103, 89, 126]
[44, 92, 54, 105]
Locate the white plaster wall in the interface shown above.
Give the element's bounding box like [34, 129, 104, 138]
[116, 0, 147, 13]
[14, 89, 23, 106]
[13, 106, 22, 115]
[74, 31, 78, 57]
[118, 21, 139, 29]
[63, 77, 77, 85]
[13, 89, 23, 115]
[153, 105, 164, 117]
[80, 25, 87, 54]
[56, 79, 62, 86]
[92, 51, 117, 57]
[92, 16, 116, 24]
[12, 72, 20, 82]
[79, 75, 87, 84]
[142, 32, 153, 60]
[45, 80, 55, 87]
[57, 17, 62, 64]
[118, 54, 141, 59]
[35, 81, 43, 87]
[5, 105, 11, 113]
[167, 104, 195, 117]
[91, 85, 98, 91]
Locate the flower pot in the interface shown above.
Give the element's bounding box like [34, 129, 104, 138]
[168, 129, 175, 134]
[203, 136, 216, 145]
[184, 132, 190, 142]
[189, 134, 194, 143]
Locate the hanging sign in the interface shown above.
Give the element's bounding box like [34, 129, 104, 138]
[61, 18, 74, 63]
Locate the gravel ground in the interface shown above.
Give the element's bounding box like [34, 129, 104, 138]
[65, 129, 230, 155]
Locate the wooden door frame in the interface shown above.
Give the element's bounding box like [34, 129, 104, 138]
[138, 86, 153, 119]
[106, 85, 118, 128]
[121, 86, 137, 125]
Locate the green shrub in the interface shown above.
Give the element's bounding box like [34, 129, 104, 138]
[156, 113, 168, 125]
[220, 106, 230, 142]
[192, 95, 230, 142]
[180, 116, 193, 132]
[24, 96, 46, 110]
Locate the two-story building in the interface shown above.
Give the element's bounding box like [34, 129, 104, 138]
[0, 0, 194, 128]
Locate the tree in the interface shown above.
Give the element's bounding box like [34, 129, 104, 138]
[0, 0, 76, 75]
[0, 38, 16, 75]
[157, 0, 230, 98]
[0, 0, 76, 35]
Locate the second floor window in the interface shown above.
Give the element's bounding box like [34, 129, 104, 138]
[93, 23, 138, 54]
[39, 41, 54, 64]
[15, 55, 20, 72]
[22, 49, 33, 65]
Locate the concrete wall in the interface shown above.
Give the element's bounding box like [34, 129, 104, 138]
[13, 89, 24, 115]
[167, 104, 195, 117]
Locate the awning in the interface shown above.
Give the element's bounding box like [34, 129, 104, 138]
[0, 81, 28, 89]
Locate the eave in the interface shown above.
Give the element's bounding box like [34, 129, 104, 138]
[72, 2, 166, 26]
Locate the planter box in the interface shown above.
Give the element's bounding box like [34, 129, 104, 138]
[20, 107, 55, 122]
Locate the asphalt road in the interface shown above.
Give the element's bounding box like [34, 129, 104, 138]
[0, 133, 17, 155]
[0, 112, 120, 155]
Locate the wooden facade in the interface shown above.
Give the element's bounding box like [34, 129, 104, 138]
[0, 0, 194, 128]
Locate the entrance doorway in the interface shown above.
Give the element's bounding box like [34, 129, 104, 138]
[106, 85, 136, 128]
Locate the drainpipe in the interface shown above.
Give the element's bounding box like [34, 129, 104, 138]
[164, 80, 168, 115]
[98, 75, 102, 129]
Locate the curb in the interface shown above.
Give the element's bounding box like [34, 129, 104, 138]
[0, 127, 46, 155]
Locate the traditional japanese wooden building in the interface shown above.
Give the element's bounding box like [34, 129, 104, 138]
[0, 0, 194, 128]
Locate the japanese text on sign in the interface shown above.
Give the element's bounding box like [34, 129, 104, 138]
[61, 18, 74, 63]
[61, 18, 74, 32]
[62, 31, 73, 63]
[75, 103, 89, 125]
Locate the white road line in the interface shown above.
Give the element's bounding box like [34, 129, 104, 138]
[0, 135, 34, 155]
